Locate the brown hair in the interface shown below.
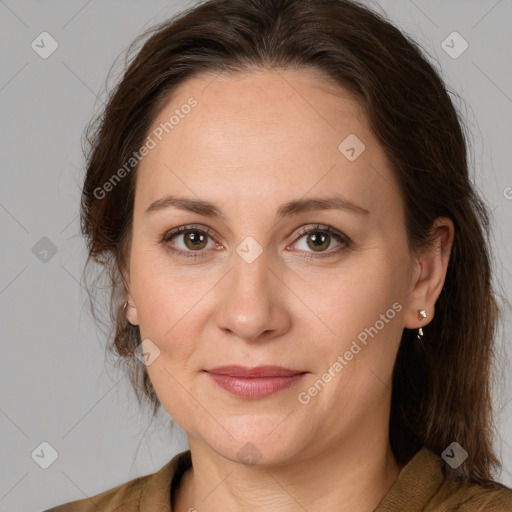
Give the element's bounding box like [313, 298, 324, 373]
[80, 0, 507, 487]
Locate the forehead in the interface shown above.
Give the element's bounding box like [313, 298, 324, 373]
[134, 67, 400, 222]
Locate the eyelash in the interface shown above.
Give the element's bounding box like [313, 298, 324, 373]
[160, 223, 351, 260]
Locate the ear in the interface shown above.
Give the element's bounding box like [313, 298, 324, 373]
[403, 217, 455, 330]
[121, 267, 140, 326]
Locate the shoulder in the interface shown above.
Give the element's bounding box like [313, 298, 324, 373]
[420, 447, 512, 511]
[41, 473, 148, 512]
[376, 447, 512, 512]
[428, 479, 512, 511]
[42, 450, 191, 512]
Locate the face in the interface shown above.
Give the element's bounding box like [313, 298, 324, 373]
[124, 68, 417, 465]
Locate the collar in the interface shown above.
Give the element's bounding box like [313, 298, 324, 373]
[374, 448, 444, 511]
[139, 449, 192, 510]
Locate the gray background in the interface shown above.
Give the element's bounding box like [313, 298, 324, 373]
[0, 1, 511, 510]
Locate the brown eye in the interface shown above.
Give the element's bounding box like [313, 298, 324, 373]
[162, 225, 218, 258]
[306, 232, 331, 252]
[181, 230, 209, 250]
[290, 224, 351, 260]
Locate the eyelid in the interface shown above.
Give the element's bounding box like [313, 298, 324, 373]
[290, 223, 345, 242]
[162, 224, 220, 243]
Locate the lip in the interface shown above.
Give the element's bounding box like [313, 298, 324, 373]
[204, 366, 307, 399]
[205, 365, 304, 377]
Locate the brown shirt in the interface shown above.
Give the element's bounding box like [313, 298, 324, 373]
[43, 447, 512, 511]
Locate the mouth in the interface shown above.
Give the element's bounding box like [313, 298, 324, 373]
[203, 366, 308, 399]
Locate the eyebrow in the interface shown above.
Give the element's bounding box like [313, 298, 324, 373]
[144, 194, 370, 219]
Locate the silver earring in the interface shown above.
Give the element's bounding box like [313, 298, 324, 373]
[417, 309, 427, 340]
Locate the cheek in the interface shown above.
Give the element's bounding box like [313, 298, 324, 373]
[129, 244, 228, 398]
[296, 259, 404, 427]
[129, 243, 203, 337]
[300, 249, 405, 393]
[311, 254, 402, 338]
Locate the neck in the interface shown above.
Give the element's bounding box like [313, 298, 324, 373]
[173, 432, 402, 512]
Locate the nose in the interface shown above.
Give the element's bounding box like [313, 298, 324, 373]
[214, 249, 291, 342]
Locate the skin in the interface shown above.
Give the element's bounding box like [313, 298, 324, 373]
[123, 68, 454, 511]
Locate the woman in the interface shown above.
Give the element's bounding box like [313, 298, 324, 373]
[44, 0, 512, 510]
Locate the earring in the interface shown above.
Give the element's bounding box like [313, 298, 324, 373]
[417, 308, 427, 341]
[123, 301, 135, 311]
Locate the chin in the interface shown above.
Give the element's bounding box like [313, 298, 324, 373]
[204, 425, 305, 467]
